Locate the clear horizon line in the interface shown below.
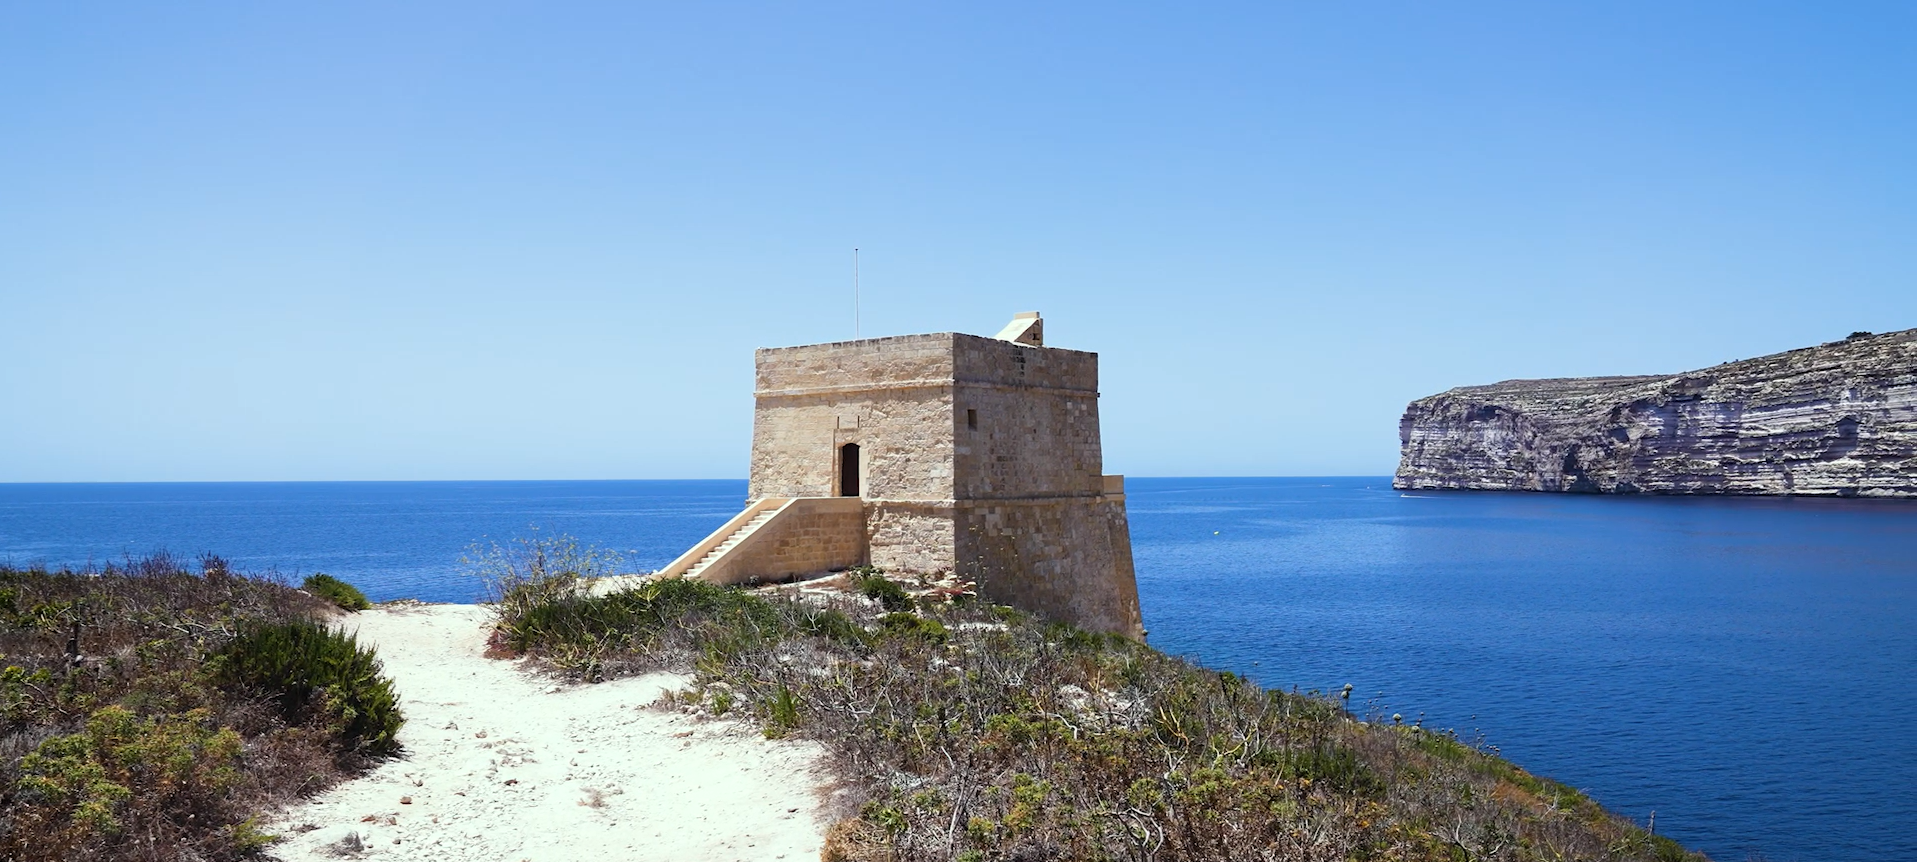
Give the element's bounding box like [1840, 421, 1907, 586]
[0, 474, 1400, 486]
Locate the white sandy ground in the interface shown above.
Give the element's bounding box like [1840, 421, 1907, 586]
[265, 603, 835, 862]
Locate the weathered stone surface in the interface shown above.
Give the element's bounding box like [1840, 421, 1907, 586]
[1395, 329, 1917, 496]
[751, 333, 959, 501]
[700, 498, 868, 586]
[743, 321, 1144, 637]
[955, 495, 1139, 638]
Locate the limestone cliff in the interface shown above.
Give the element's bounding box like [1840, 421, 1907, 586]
[1394, 329, 1917, 496]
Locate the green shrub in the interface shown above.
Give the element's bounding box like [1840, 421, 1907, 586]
[764, 685, 801, 737]
[847, 566, 913, 612]
[0, 558, 380, 862]
[302, 573, 371, 611]
[490, 568, 789, 678]
[214, 621, 402, 755]
[795, 606, 870, 645]
[878, 612, 948, 644]
[2, 663, 54, 722]
[13, 705, 244, 852]
[1280, 740, 1384, 797]
[505, 576, 778, 649]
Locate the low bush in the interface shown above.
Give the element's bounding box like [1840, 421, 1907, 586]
[493, 545, 1708, 862]
[845, 565, 913, 612]
[493, 569, 788, 679]
[0, 555, 402, 862]
[876, 611, 947, 643]
[300, 573, 371, 611]
[213, 622, 402, 755]
[13, 706, 244, 857]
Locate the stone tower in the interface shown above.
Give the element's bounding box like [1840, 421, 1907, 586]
[660, 313, 1143, 638]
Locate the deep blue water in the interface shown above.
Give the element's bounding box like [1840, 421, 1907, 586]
[3, 477, 1913, 861]
[0, 480, 745, 602]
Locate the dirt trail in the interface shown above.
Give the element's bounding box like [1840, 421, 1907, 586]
[267, 603, 831, 862]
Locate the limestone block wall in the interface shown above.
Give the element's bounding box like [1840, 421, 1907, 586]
[751, 334, 958, 501]
[738, 324, 1144, 637]
[865, 501, 956, 575]
[755, 333, 956, 394]
[701, 498, 868, 586]
[951, 335, 1104, 500]
[955, 495, 1143, 638]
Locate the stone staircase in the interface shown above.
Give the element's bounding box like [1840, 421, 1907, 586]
[682, 508, 780, 580]
[656, 496, 866, 585]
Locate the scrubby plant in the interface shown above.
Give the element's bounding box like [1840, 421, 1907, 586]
[301, 573, 371, 611]
[213, 621, 402, 755]
[876, 611, 947, 643]
[13, 706, 243, 855]
[497, 559, 1709, 862]
[0, 556, 401, 862]
[845, 565, 913, 612]
[763, 685, 802, 737]
[484, 560, 792, 679]
[465, 529, 628, 625]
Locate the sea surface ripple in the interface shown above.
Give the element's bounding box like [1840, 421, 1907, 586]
[3, 477, 1912, 861]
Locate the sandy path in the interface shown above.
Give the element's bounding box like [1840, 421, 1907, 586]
[267, 603, 832, 862]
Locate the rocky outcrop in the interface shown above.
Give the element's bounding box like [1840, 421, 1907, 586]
[1395, 329, 1917, 496]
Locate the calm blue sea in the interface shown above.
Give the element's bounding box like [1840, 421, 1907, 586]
[2, 477, 1912, 861]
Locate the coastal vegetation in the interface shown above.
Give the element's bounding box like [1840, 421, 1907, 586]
[300, 573, 371, 612]
[0, 555, 399, 861]
[481, 539, 1704, 862]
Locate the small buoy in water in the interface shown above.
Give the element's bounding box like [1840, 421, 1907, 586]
[1212, 531, 1220, 535]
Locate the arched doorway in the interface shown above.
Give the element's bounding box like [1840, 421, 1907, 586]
[839, 443, 861, 497]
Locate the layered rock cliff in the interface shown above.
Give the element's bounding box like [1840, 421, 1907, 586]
[1395, 329, 1917, 496]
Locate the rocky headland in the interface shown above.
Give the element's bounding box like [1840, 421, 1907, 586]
[1396, 328, 1917, 496]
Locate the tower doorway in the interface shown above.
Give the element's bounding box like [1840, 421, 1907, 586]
[839, 443, 861, 497]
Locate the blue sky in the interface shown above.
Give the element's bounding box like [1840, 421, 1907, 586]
[4, 3, 1913, 481]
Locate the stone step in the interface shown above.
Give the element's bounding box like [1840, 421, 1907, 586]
[685, 506, 784, 578]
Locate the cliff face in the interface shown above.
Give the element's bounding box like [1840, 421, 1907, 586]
[1395, 329, 1917, 496]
